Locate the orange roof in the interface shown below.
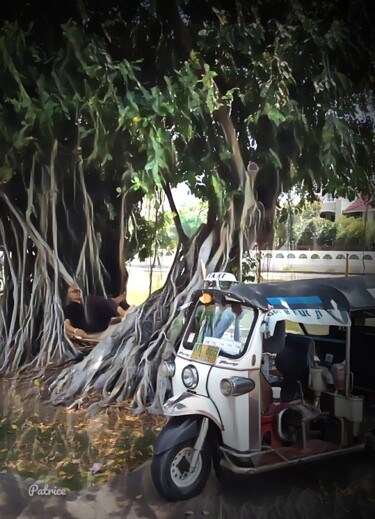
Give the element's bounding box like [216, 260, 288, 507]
[343, 197, 374, 214]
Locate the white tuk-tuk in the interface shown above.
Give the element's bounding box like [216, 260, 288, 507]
[151, 274, 375, 501]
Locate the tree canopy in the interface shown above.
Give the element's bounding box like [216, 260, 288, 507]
[0, 0, 374, 407]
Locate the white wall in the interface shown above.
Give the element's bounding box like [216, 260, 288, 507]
[259, 250, 375, 274]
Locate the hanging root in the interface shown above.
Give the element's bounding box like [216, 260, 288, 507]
[49, 183, 259, 412]
[1, 130, 260, 411]
[0, 147, 112, 377]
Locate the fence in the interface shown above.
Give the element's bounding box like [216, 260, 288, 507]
[259, 250, 375, 275]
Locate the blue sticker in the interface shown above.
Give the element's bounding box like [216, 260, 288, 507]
[266, 296, 322, 305]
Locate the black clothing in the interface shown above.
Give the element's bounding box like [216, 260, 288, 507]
[64, 295, 118, 333]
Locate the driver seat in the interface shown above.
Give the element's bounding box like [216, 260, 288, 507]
[274, 334, 320, 447]
[275, 334, 315, 402]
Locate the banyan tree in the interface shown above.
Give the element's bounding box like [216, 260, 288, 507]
[0, 0, 374, 410]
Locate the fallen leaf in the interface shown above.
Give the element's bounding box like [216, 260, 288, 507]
[37, 424, 51, 433]
[89, 462, 103, 474]
[61, 457, 73, 465]
[11, 424, 18, 430]
[34, 379, 42, 387]
[125, 416, 139, 422]
[201, 512, 210, 516]
[337, 488, 355, 496]
[135, 494, 143, 500]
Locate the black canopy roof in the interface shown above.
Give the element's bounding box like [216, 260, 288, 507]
[193, 275, 375, 312]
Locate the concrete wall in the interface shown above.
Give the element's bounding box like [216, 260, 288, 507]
[259, 250, 375, 274]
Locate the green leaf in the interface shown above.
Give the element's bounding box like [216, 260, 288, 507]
[269, 149, 282, 169]
[13, 124, 33, 150]
[267, 105, 286, 125]
[0, 166, 14, 182]
[219, 148, 232, 161]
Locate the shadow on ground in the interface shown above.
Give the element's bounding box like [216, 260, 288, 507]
[1, 451, 374, 519]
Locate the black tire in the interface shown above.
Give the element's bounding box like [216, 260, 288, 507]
[365, 430, 375, 452]
[151, 438, 212, 501]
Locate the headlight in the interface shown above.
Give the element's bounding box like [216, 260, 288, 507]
[182, 365, 199, 389]
[161, 360, 175, 378]
[220, 377, 255, 397]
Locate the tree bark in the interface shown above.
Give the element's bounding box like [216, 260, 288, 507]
[50, 151, 259, 410]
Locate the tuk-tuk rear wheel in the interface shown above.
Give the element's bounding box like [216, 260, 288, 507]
[365, 430, 375, 452]
[151, 439, 211, 501]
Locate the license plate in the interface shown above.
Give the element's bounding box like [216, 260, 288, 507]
[191, 343, 220, 364]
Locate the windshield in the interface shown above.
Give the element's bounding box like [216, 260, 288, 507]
[183, 301, 256, 357]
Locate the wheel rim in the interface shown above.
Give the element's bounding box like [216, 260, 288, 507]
[170, 446, 202, 488]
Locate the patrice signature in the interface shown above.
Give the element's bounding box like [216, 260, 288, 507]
[28, 483, 67, 497]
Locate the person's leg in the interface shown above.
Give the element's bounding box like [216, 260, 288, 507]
[112, 291, 126, 306]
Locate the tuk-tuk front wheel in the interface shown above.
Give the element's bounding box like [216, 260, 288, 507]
[151, 439, 211, 501]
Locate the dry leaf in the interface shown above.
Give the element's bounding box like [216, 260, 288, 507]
[37, 424, 51, 433]
[89, 462, 103, 474]
[135, 494, 143, 500]
[11, 424, 18, 430]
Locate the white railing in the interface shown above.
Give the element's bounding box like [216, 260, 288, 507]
[259, 250, 375, 274]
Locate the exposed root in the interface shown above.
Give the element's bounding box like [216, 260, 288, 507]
[0, 52, 260, 411]
[49, 175, 260, 411]
[0, 148, 112, 376]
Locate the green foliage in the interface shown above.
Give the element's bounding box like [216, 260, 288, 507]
[241, 252, 257, 282]
[275, 197, 375, 251]
[179, 200, 208, 237]
[274, 196, 323, 248]
[1, 0, 373, 194]
[297, 216, 338, 249]
[317, 220, 337, 248]
[0, 166, 14, 182]
[164, 198, 208, 250]
[0, 0, 374, 269]
[334, 216, 375, 251]
[297, 220, 320, 248]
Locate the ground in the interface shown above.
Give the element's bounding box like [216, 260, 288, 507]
[1, 450, 374, 519]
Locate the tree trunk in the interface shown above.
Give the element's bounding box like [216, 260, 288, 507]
[0, 0, 262, 408]
[0, 149, 130, 375]
[50, 161, 259, 411]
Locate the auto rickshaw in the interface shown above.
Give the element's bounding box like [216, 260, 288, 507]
[151, 274, 375, 501]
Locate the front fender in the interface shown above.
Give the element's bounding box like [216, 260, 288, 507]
[162, 392, 223, 431]
[153, 417, 199, 455]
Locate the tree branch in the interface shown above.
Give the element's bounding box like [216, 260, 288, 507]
[162, 181, 189, 245]
[158, 0, 249, 190]
[156, 0, 192, 58]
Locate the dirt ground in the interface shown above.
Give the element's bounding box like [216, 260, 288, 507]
[0, 450, 374, 519]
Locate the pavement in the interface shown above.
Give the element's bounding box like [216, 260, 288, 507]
[1, 451, 374, 519]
